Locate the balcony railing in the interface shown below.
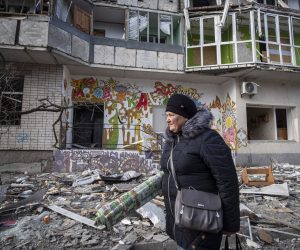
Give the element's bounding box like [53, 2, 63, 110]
[186, 9, 300, 71]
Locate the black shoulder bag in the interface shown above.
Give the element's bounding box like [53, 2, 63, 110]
[169, 147, 223, 233]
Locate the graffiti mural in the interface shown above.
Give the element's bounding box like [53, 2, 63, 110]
[209, 96, 222, 134]
[53, 149, 158, 173]
[70, 78, 205, 152]
[237, 128, 248, 148]
[69, 77, 241, 156]
[222, 94, 237, 153]
[16, 132, 30, 143]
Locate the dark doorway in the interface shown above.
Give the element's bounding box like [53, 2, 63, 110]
[73, 104, 104, 148]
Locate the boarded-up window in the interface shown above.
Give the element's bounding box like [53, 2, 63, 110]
[74, 5, 91, 34]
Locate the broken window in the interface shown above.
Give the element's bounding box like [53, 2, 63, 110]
[257, 0, 276, 6]
[0, 76, 24, 126]
[221, 14, 235, 64]
[149, 12, 158, 43]
[254, 11, 267, 62]
[187, 11, 300, 69]
[236, 12, 253, 63]
[93, 6, 125, 39]
[247, 106, 291, 141]
[72, 104, 104, 148]
[0, 0, 49, 14]
[190, 0, 210, 7]
[160, 15, 172, 44]
[128, 10, 181, 45]
[202, 17, 217, 65]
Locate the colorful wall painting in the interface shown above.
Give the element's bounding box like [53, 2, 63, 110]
[209, 96, 223, 135]
[53, 149, 158, 173]
[70, 78, 205, 152]
[237, 128, 248, 148]
[221, 94, 237, 154]
[69, 77, 239, 156]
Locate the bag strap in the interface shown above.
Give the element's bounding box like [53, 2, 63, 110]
[224, 235, 229, 250]
[169, 146, 180, 190]
[235, 235, 242, 250]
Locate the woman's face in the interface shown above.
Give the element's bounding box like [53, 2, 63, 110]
[166, 112, 188, 133]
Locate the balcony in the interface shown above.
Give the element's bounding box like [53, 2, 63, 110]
[186, 7, 300, 72]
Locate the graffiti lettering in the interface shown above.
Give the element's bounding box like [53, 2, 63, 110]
[16, 132, 30, 143]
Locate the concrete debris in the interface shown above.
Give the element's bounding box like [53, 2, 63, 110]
[152, 234, 169, 242]
[0, 185, 8, 203]
[1, 162, 300, 249]
[240, 182, 289, 196]
[136, 202, 166, 230]
[246, 239, 262, 249]
[257, 229, 273, 244]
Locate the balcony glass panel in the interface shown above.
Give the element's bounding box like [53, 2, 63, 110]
[203, 46, 217, 65]
[188, 19, 200, 46]
[281, 46, 292, 64]
[203, 18, 215, 44]
[160, 15, 172, 44]
[254, 11, 266, 41]
[173, 16, 182, 45]
[293, 18, 300, 46]
[256, 42, 268, 62]
[237, 42, 253, 62]
[149, 12, 159, 43]
[236, 12, 251, 41]
[187, 47, 201, 67]
[279, 17, 290, 44]
[139, 11, 148, 42]
[295, 48, 300, 66]
[129, 10, 139, 41]
[269, 44, 280, 63]
[267, 16, 277, 42]
[221, 15, 233, 42]
[221, 44, 234, 64]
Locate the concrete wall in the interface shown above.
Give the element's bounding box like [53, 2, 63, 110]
[94, 44, 183, 71]
[49, 20, 184, 71]
[116, 0, 179, 12]
[0, 64, 63, 151]
[94, 22, 125, 39]
[0, 16, 49, 47]
[0, 19, 17, 45]
[235, 76, 300, 166]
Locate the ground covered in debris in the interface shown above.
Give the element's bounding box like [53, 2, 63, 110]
[1, 162, 300, 249]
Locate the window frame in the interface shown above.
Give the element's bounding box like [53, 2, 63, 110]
[0, 76, 24, 126]
[127, 9, 182, 45]
[246, 105, 295, 141]
[186, 10, 300, 70]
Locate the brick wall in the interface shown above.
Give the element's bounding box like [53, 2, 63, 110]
[0, 64, 63, 150]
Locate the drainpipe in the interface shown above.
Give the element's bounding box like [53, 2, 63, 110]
[278, 0, 288, 8]
[184, 0, 190, 31]
[257, 8, 262, 37]
[217, 0, 231, 28]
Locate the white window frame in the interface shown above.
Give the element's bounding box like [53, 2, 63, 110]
[127, 9, 181, 45]
[186, 10, 300, 70]
[246, 105, 295, 141]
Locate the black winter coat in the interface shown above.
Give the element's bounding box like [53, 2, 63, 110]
[160, 108, 240, 250]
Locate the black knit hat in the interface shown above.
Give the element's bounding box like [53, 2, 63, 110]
[166, 94, 197, 119]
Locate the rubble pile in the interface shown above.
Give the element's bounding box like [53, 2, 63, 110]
[238, 162, 300, 249]
[0, 170, 168, 249]
[1, 162, 300, 249]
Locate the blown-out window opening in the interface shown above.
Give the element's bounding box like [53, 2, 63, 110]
[186, 10, 300, 70]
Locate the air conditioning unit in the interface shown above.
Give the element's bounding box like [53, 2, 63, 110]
[241, 82, 258, 96]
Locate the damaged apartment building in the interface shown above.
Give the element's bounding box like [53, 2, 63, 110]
[0, 0, 300, 173]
